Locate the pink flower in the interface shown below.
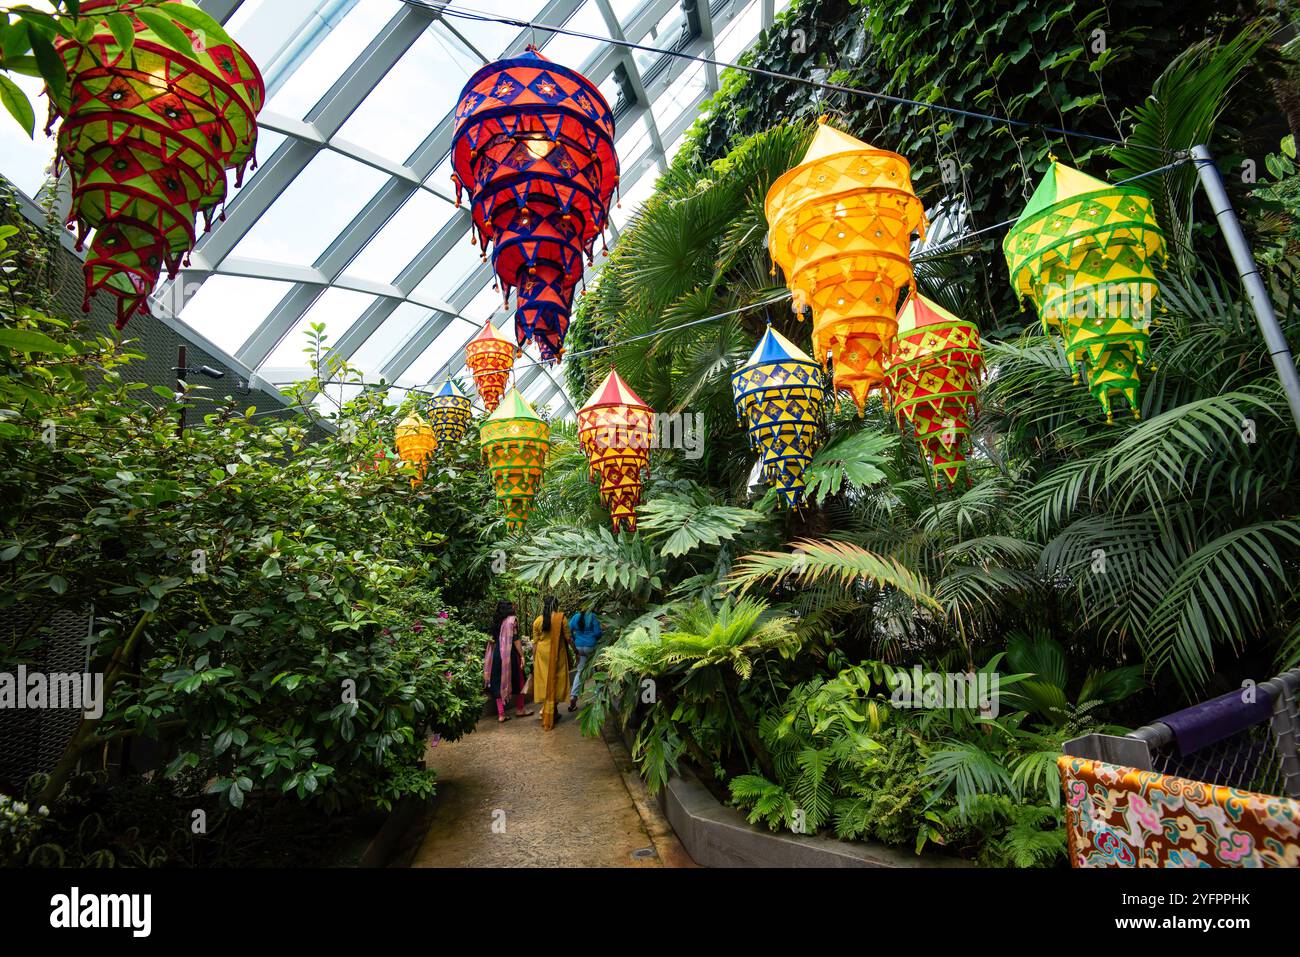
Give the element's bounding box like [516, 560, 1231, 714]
[412, 621, 424, 634]
[438, 611, 449, 620]
[1218, 832, 1253, 864]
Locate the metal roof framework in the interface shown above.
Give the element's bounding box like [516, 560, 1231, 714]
[170, 0, 781, 417]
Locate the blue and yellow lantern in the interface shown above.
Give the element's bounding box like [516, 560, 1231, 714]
[732, 326, 826, 509]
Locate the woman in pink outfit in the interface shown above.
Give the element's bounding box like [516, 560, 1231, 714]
[484, 600, 532, 722]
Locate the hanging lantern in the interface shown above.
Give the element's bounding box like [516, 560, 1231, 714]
[886, 294, 984, 489]
[451, 47, 618, 363]
[1004, 160, 1166, 422]
[354, 447, 398, 474]
[732, 326, 826, 509]
[395, 414, 437, 488]
[766, 119, 926, 414]
[428, 380, 473, 449]
[480, 388, 551, 531]
[577, 368, 653, 532]
[49, 0, 263, 329]
[465, 319, 518, 414]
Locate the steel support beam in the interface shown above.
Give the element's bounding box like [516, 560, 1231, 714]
[182, 0, 755, 417]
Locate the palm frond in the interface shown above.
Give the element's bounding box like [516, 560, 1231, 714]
[727, 538, 939, 611]
[1143, 519, 1300, 694]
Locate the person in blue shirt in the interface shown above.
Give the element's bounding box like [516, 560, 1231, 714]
[567, 608, 603, 711]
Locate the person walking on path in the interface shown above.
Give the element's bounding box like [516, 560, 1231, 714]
[484, 600, 532, 723]
[567, 608, 602, 712]
[532, 596, 576, 731]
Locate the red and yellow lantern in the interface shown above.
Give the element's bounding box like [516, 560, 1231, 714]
[577, 368, 653, 532]
[465, 319, 517, 414]
[49, 0, 263, 328]
[885, 294, 984, 488]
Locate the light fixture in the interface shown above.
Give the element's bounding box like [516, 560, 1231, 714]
[524, 136, 554, 159]
[451, 46, 619, 363]
[175, 365, 226, 381]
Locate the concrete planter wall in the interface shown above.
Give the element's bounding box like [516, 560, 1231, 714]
[657, 765, 973, 869]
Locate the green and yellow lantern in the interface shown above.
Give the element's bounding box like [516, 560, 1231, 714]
[1004, 160, 1166, 422]
[480, 388, 550, 531]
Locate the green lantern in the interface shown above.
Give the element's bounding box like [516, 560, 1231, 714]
[480, 389, 550, 531]
[1004, 160, 1166, 422]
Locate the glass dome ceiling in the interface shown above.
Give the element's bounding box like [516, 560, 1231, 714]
[24, 0, 792, 418]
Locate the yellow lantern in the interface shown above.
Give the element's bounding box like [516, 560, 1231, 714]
[395, 413, 436, 488]
[766, 119, 927, 413]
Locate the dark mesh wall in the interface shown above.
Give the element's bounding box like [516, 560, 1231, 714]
[0, 606, 92, 791]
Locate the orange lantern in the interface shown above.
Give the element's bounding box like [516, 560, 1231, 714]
[577, 368, 653, 532]
[465, 319, 517, 414]
[766, 119, 926, 413]
[885, 294, 983, 488]
[395, 413, 436, 488]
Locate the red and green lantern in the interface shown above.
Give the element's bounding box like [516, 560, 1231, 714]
[885, 294, 984, 488]
[48, 0, 263, 328]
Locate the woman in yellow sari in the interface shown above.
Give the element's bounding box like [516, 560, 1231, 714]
[532, 596, 576, 730]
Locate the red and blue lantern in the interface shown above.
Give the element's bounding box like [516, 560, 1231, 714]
[451, 47, 618, 364]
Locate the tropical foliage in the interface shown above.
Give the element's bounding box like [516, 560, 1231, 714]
[534, 5, 1300, 866]
[0, 190, 498, 864]
[2, 0, 1297, 872]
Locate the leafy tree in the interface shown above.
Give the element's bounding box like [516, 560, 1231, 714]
[0, 195, 495, 845]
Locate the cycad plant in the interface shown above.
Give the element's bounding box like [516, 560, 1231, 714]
[582, 597, 799, 791]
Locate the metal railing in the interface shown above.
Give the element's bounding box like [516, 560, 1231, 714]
[1065, 668, 1300, 799]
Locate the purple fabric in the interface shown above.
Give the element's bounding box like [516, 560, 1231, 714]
[1157, 686, 1275, 755]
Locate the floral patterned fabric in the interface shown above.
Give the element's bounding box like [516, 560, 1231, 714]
[1059, 756, 1300, 868]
